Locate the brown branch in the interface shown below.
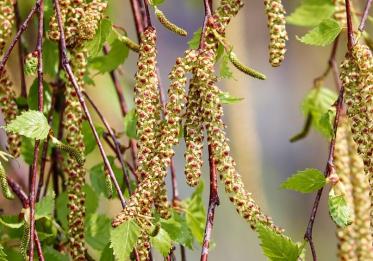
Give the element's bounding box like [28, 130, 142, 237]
[83, 90, 132, 195]
[13, 0, 27, 98]
[7, 177, 29, 208]
[359, 0, 373, 31]
[52, 0, 126, 208]
[200, 145, 219, 261]
[345, 0, 355, 50]
[0, 1, 40, 72]
[129, 0, 145, 38]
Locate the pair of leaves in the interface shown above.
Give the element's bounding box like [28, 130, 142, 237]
[281, 168, 326, 193]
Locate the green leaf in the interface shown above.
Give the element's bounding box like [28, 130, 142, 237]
[287, 1, 335, 27]
[100, 243, 115, 261]
[85, 19, 113, 57]
[160, 211, 194, 249]
[110, 219, 141, 261]
[301, 87, 337, 138]
[150, 227, 172, 256]
[0, 216, 24, 229]
[35, 192, 55, 220]
[82, 121, 104, 155]
[89, 156, 123, 198]
[43, 246, 69, 261]
[56, 192, 68, 230]
[328, 188, 353, 227]
[85, 214, 111, 251]
[184, 181, 206, 243]
[123, 109, 137, 139]
[188, 28, 202, 49]
[28, 80, 52, 114]
[90, 39, 129, 73]
[43, 39, 59, 76]
[219, 91, 244, 104]
[0, 244, 7, 261]
[1, 248, 22, 261]
[281, 168, 326, 193]
[219, 53, 234, 79]
[318, 108, 335, 139]
[84, 184, 99, 215]
[20, 137, 36, 165]
[3, 110, 51, 140]
[256, 223, 301, 261]
[150, 0, 165, 5]
[297, 18, 341, 46]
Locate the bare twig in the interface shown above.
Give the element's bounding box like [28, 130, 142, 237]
[52, 0, 126, 208]
[345, 0, 355, 50]
[29, 2, 45, 260]
[359, 0, 373, 31]
[7, 177, 29, 208]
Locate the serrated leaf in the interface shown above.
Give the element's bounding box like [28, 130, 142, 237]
[287, 2, 335, 27]
[256, 223, 301, 261]
[318, 108, 335, 139]
[100, 243, 115, 261]
[123, 109, 137, 139]
[328, 188, 353, 227]
[219, 91, 244, 104]
[43, 246, 69, 261]
[82, 121, 104, 155]
[150, 227, 172, 256]
[85, 19, 113, 56]
[90, 39, 129, 73]
[160, 211, 194, 249]
[85, 214, 111, 251]
[110, 219, 141, 261]
[28, 80, 52, 114]
[35, 192, 55, 220]
[188, 28, 202, 49]
[0, 244, 7, 261]
[301, 87, 337, 138]
[297, 19, 341, 46]
[184, 181, 206, 243]
[3, 110, 50, 140]
[220, 53, 234, 79]
[281, 168, 326, 193]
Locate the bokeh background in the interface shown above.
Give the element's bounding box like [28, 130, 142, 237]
[2, 0, 369, 260]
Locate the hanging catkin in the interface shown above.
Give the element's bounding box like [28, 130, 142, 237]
[0, 0, 21, 157]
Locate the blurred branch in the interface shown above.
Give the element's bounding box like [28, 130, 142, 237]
[359, 0, 372, 31]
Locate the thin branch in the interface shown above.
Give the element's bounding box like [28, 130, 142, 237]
[359, 0, 373, 31]
[52, 0, 126, 208]
[129, 0, 145, 38]
[345, 0, 355, 50]
[142, 0, 152, 28]
[7, 177, 29, 208]
[83, 90, 132, 195]
[200, 145, 219, 261]
[13, 0, 27, 98]
[29, 1, 44, 259]
[0, 1, 40, 72]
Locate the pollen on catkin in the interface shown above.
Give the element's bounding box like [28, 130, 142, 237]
[264, 0, 288, 67]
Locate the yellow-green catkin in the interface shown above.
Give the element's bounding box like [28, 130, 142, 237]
[0, 162, 13, 199]
[264, 0, 288, 67]
[333, 0, 347, 28]
[0, 0, 21, 158]
[136, 232, 151, 261]
[154, 7, 187, 36]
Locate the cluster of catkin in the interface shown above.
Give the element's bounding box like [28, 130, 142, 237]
[0, 0, 21, 157]
[112, 0, 289, 258]
[340, 44, 373, 237]
[48, 1, 106, 259]
[334, 117, 373, 260]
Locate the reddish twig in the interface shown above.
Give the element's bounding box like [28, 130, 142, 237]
[359, 0, 373, 31]
[13, 0, 27, 98]
[129, 0, 145, 38]
[7, 177, 29, 208]
[345, 0, 355, 50]
[200, 145, 219, 261]
[52, 0, 126, 208]
[83, 90, 132, 194]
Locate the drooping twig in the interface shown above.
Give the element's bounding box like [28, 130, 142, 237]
[0, 1, 40, 72]
[200, 145, 219, 261]
[359, 0, 373, 31]
[83, 90, 132, 195]
[52, 0, 126, 208]
[13, 0, 27, 99]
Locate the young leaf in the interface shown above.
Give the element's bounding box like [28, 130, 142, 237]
[110, 219, 141, 261]
[35, 192, 55, 220]
[123, 109, 137, 139]
[90, 39, 129, 73]
[188, 28, 202, 49]
[328, 188, 353, 227]
[297, 19, 341, 46]
[281, 168, 326, 193]
[150, 227, 172, 256]
[219, 91, 244, 105]
[100, 243, 115, 261]
[82, 121, 104, 155]
[219, 53, 234, 79]
[43, 246, 69, 261]
[318, 108, 335, 139]
[2, 110, 50, 140]
[85, 214, 111, 251]
[287, 0, 335, 27]
[85, 19, 113, 56]
[28, 80, 52, 114]
[0, 244, 7, 261]
[256, 223, 301, 261]
[0, 215, 24, 229]
[84, 184, 99, 215]
[184, 181, 206, 243]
